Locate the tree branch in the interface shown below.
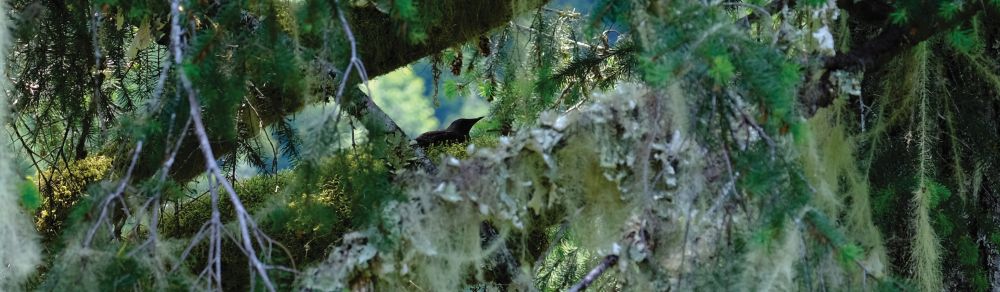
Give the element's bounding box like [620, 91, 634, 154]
[170, 0, 279, 288]
[567, 254, 619, 292]
[811, 4, 987, 111]
[135, 0, 549, 183]
[826, 6, 983, 71]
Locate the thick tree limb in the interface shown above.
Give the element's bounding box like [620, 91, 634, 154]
[138, 0, 548, 183]
[827, 6, 983, 71]
[811, 4, 987, 110]
[346, 1, 546, 78]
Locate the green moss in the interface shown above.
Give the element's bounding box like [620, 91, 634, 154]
[424, 135, 500, 163]
[159, 172, 291, 238]
[34, 156, 113, 241]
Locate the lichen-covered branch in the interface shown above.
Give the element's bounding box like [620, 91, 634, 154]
[300, 85, 691, 290]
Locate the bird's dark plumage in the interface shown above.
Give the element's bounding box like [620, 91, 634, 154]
[415, 117, 483, 147]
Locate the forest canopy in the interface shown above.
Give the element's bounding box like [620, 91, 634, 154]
[1, 0, 1000, 290]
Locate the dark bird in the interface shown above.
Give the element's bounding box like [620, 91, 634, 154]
[415, 117, 484, 147]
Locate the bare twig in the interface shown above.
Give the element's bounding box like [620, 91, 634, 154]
[84, 140, 143, 248]
[320, 1, 437, 174]
[328, 0, 374, 128]
[332, 0, 365, 103]
[510, 22, 604, 51]
[247, 82, 280, 172]
[169, 0, 281, 289]
[567, 254, 619, 292]
[128, 115, 191, 256]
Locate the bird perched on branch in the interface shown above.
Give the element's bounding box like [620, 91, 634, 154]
[415, 117, 484, 147]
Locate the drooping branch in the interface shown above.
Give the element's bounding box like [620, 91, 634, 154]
[170, 0, 279, 288]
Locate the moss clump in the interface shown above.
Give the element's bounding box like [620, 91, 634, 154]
[159, 172, 292, 238]
[262, 169, 354, 266]
[424, 135, 499, 163]
[34, 156, 113, 241]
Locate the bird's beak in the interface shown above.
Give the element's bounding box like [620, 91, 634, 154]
[474, 116, 484, 122]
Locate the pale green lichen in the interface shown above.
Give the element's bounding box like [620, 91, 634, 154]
[0, 1, 42, 286]
[299, 83, 711, 290]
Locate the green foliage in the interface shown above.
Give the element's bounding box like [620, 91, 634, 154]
[589, 0, 632, 33]
[923, 180, 952, 209]
[801, 0, 827, 6]
[20, 180, 42, 211]
[390, 0, 428, 42]
[937, 1, 962, 19]
[709, 55, 735, 85]
[37, 240, 193, 291]
[262, 170, 352, 256]
[890, 9, 909, 24]
[804, 210, 864, 265]
[534, 232, 602, 291]
[159, 173, 287, 238]
[957, 235, 979, 266]
[947, 28, 979, 54]
[288, 148, 402, 230]
[935, 212, 954, 237]
[158, 167, 352, 289]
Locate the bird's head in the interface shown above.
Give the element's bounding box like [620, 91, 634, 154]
[445, 116, 484, 134]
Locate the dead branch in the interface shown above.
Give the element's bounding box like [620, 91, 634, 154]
[83, 140, 142, 248]
[567, 254, 619, 292]
[170, 0, 282, 289]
